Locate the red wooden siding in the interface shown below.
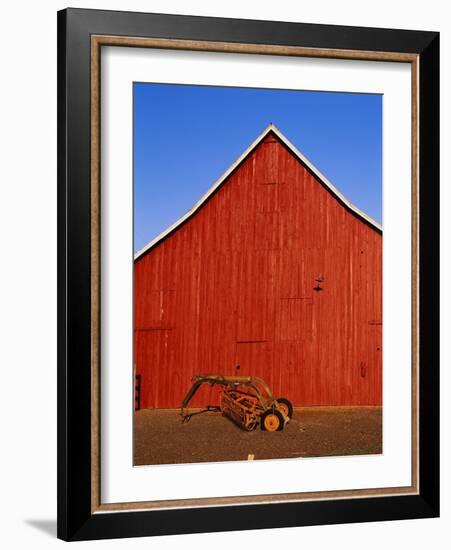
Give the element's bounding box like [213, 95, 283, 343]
[134, 132, 382, 408]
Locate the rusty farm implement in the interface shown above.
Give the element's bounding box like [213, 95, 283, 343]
[180, 374, 293, 432]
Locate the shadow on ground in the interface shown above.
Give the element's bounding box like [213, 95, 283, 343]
[25, 519, 57, 538]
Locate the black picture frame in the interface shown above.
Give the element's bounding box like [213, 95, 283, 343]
[57, 7, 439, 541]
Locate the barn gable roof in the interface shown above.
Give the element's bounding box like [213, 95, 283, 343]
[135, 124, 382, 260]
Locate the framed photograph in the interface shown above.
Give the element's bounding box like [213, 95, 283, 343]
[57, 8, 439, 541]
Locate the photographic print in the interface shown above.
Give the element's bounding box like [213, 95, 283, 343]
[58, 10, 439, 539]
[133, 83, 382, 466]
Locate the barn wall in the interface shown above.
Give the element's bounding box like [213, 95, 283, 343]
[134, 133, 382, 408]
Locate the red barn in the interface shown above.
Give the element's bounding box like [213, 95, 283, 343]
[134, 124, 382, 409]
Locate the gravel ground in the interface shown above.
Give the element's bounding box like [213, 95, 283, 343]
[134, 406, 382, 465]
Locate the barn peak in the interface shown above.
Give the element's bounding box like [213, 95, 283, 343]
[135, 123, 382, 260]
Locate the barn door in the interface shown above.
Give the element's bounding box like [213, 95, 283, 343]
[367, 322, 382, 405]
[134, 329, 176, 409]
[234, 341, 274, 388]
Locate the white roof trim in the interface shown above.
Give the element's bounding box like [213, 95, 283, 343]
[135, 123, 382, 260]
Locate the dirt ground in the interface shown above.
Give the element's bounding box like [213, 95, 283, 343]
[134, 406, 382, 465]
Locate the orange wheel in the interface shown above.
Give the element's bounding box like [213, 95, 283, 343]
[276, 397, 293, 419]
[261, 409, 284, 432]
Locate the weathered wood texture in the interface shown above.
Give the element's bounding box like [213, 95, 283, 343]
[134, 133, 382, 408]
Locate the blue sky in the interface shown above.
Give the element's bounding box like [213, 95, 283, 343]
[134, 83, 382, 252]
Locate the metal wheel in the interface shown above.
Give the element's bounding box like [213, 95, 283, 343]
[260, 409, 284, 432]
[276, 397, 293, 419]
